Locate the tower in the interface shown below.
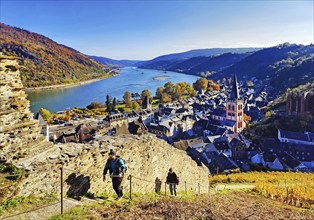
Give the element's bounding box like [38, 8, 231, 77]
[225, 74, 245, 133]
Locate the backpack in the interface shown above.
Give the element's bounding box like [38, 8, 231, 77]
[176, 176, 179, 184]
[116, 156, 127, 173]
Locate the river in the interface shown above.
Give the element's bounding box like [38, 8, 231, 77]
[26, 67, 199, 114]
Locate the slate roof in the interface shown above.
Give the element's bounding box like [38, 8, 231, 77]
[279, 129, 310, 142]
[263, 152, 277, 163]
[205, 152, 238, 173]
[277, 152, 302, 169]
[230, 74, 240, 100]
[214, 141, 231, 151]
[212, 107, 226, 117]
[260, 138, 314, 162]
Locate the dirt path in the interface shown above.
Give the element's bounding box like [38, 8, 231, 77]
[0, 184, 255, 220]
[1, 198, 84, 220]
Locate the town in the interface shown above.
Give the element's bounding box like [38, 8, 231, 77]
[37, 75, 314, 174]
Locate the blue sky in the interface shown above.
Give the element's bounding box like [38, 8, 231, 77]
[1, 0, 313, 60]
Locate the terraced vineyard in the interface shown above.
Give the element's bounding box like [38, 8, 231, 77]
[209, 171, 314, 208]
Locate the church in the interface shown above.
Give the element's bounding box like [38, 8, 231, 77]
[225, 74, 246, 133]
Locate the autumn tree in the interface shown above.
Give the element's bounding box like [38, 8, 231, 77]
[131, 101, 140, 110]
[141, 89, 153, 103]
[208, 80, 220, 91]
[243, 113, 252, 124]
[164, 82, 176, 97]
[193, 78, 208, 91]
[39, 108, 51, 121]
[161, 93, 172, 103]
[156, 87, 164, 99]
[123, 91, 132, 107]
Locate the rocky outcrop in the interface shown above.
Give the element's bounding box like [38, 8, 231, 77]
[0, 53, 53, 168]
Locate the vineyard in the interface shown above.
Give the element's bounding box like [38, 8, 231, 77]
[209, 171, 314, 209]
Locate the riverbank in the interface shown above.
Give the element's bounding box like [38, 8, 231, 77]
[23, 75, 116, 91]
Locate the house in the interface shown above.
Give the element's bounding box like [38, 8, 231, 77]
[205, 136, 232, 157]
[76, 123, 96, 143]
[187, 137, 206, 149]
[204, 151, 238, 174]
[251, 153, 264, 164]
[181, 115, 196, 132]
[260, 138, 314, 171]
[57, 131, 79, 143]
[142, 96, 151, 110]
[187, 147, 203, 166]
[211, 107, 226, 121]
[231, 138, 247, 161]
[278, 129, 314, 145]
[263, 152, 284, 170]
[147, 123, 170, 137]
[277, 152, 308, 172]
[104, 113, 128, 129]
[128, 118, 147, 135]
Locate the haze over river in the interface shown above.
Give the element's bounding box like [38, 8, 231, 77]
[26, 67, 199, 114]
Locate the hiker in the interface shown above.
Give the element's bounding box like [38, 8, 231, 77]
[166, 168, 179, 196]
[155, 177, 162, 194]
[103, 149, 126, 198]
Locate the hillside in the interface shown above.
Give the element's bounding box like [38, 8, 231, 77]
[167, 52, 250, 75]
[89, 55, 141, 67]
[48, 192, 314, 220]
[0, 23, 109, 87]
[218, 43, 314, 80]
[138, 47, 260, 67]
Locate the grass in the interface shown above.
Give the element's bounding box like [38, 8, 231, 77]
[49, 205, 91, 220]
[0, 194, 58, 215]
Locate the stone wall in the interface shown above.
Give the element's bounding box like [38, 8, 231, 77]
[0, 54, 53, 169]
[18, 135, 210, 197]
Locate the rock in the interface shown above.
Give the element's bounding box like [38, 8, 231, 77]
[0, 54, 53, 164]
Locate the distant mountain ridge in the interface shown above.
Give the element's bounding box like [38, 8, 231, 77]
[137, 43, 313, 93]
[0, 23, 109, 87]
[89, 55, 142, 67]
[136, 47, 261, 67]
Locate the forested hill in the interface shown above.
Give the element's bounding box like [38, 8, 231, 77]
[0, 23, 109, 87]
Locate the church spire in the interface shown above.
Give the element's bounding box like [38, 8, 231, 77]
[230, 73, 240, 100]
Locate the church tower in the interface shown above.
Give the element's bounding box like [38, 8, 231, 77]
[226, 74, 245, 133]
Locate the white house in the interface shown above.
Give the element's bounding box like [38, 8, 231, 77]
[278, 129, 314, 146]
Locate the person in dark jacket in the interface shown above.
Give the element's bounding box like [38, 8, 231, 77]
[166, 168, 179, 196]
[103, 149, 126, 198]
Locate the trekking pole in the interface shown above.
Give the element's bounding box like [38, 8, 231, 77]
[185, 181, 187, 194]
[60, 166, 64, 215]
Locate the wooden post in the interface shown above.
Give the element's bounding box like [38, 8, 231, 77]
[184, 181, 187, 194]
[129, 175, 132, 200]
[60, 166, 64, 215]
[165, 182, 167, 196]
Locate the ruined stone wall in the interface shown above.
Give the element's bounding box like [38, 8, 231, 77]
[0, 54, 53, 168]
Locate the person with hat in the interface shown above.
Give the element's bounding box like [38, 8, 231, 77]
[103, 149, 126, 198]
